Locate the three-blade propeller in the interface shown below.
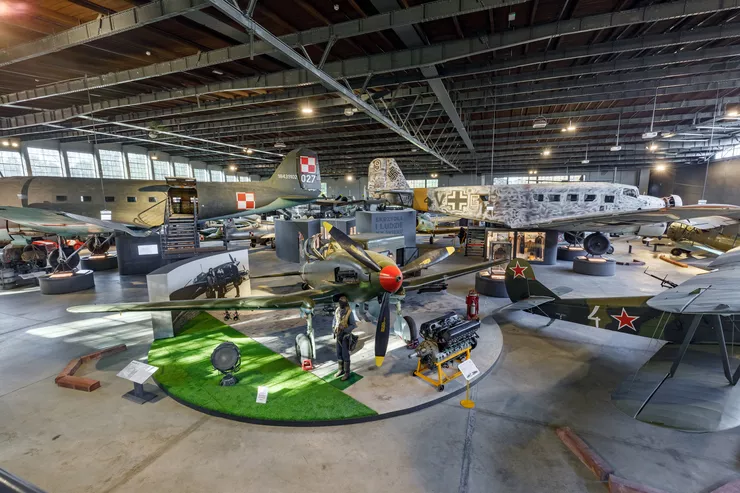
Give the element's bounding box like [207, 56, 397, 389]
[323, 222, 457, 366]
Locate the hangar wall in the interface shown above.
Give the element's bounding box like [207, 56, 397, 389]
[648, 159, 740, 205]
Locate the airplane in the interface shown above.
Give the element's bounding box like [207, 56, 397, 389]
[661, 216, 740, 257]
[498, 257, 740, 380]
[67, 222, 500, 366]
[416, 213, 465, 244]
[367, 157, 740, 256]
[172, 254, 249, 301]
[0, 148, 321, 269]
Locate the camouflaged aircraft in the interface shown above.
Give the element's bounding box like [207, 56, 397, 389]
[368, 157, 740, 257]
[662, 216, 740, 257]
[69, 222, 500, 366]
[498, 257, 740, 384]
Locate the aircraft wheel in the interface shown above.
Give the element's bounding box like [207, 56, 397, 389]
[270, 239, 276, 249]
[324, 211, 336, 218]
[295, 333, 312, 362]
[606, 245, 615, 255]
[671, 248, 684, 257]
[49, 247, 80, 271]
[250, 240, 257, 248]
[429, 236, 434, 244]
[403, 315, 418, 343]
[583, 232, 610, 256]
[301, 282, 310, 291]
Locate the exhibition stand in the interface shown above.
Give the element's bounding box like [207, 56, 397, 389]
[557, 245, 586, 261]
[116, 232, 165, 276]
[274, 218, 320, 263]
[475, 272, 508, 298]
[572, 256, 616, 276]
[39, 270, 95, 294]
[148, 290, 503, 426]
[80, 254, 119, 271]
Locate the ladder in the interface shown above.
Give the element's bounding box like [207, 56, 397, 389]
[160, 178, 200, 259]
[465, 227, 486, 257]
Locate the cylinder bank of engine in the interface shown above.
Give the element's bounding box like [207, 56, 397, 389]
[414, 311, 479, 366]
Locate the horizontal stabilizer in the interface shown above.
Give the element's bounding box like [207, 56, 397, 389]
[494, 296, 555, 313]
[550, 286, 574, 297]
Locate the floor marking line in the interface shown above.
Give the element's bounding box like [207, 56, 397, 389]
[457, 385, 477, 493]
[102, 415, 210, 493]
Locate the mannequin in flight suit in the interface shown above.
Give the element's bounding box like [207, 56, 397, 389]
[333, 295, 356, 381]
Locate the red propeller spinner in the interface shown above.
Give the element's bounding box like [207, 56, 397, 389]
[379, 264, 403, 293]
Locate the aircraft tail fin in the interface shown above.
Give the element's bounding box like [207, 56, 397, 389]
[504, 259, 561, 302]
[367, 158, 410, 198]
[266, 148, 321, 195]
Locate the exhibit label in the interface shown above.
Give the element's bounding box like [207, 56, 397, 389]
[117, 360, 159, 384]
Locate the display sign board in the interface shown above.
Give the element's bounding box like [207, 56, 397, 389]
[138, 244, 159, 256]
[256, 386, 269, 404]
[117, 360, 159, 384]
[458, 359, 480, 381]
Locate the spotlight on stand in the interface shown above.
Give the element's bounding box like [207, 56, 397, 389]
[211, 342, 241, 386]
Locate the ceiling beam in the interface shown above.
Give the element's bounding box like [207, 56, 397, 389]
[0, 0, 210, 68]
[206, 0, 458, 170]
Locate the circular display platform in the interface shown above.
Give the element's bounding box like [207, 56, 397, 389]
[80, 254, 118, 271]
[557, 246, 585, 261]
[475, 272, 508, 298]
[39, 270, 95, 295]
[149, 293, 503, 426]
[572, 256, 616, 276]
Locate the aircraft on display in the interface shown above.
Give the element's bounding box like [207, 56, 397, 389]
[498, 257, 740, 383]
[416, 213, 464, 244]
[367, 158, 740, 256]
[661, 216, 740, 257]
[0, 148, 320, 268]
[68, 222, 499, 366]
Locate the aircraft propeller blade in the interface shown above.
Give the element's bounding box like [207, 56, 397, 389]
[323, 221, 381, 272]
[374, 291, 392, 367]
[402, 247, 456, 276]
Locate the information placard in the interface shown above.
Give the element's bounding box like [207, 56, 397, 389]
[256, 386, 269, 404]
[137, 244, 159, 256]
[458, 359, 480, 381]
[117, 360, 159, 384]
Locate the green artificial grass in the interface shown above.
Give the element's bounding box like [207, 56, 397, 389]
[149, 313, 376, 422]
[322, 371, 363, 391]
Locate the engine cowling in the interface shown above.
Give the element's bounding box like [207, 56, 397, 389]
[662, 195, 682, 207]
[637, 223, 668, 238]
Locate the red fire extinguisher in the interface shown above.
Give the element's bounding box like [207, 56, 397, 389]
[466, 289, 479, 320]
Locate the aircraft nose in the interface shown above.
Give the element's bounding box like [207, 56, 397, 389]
[379, 264, 403, 293]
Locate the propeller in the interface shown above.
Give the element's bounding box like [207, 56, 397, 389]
[322, 222, 381, 272]
[402, 246, 455, 276]
[323, 221, 404, 366]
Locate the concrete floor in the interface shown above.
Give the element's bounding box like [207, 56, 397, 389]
[1, 239, 739, 493]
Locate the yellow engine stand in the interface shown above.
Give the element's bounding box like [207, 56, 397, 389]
[414, 346, 471, 392]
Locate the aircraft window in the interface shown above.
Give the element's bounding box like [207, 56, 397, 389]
[604, 195, 615, 203]
[80, 195, 92, 202]
[548, 194, 561, 202]
[584, 194, 596, 202]
[105, 196, 115, 203]
[535, 194, 544, 202]
[623, 188, 638, 198]
[148, 197, 157, 203]
[55, 195, 67, 202]
[567, 194, 579, 202]
[127, 196, 137, 203]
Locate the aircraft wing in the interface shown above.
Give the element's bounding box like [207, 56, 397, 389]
[679, 215, 738, 229]
[673, 240, 724, 257]
[404, 259, 505, 291]
[0, 206, 148, 237]
[493, 296, 555, 313]
[647, 247, 740, 314]
[67, 286, 338, 314]
[522, 204, 740, 232]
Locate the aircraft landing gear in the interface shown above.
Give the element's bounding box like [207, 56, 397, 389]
[295, 307, 316, 361]
[429, 235, 435, 244]
[583, 232, 612, 256]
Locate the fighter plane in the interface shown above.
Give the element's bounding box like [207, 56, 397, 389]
[416, 213, 464, 244]
[68, 222, 500, 366]
[498, 257, 740, 378]
[662, 216, 740, 257]
[367, 157, 740, 256]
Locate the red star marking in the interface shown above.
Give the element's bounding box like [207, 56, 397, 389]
[611, 308, 639, 331]
[509, 261, 528, 279]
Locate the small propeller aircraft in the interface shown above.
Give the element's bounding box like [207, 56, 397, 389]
[68, 222, 499, 366]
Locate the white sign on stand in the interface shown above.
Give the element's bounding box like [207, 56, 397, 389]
[256, 386, 269, 404]
[458, 359, 480, 381]
[117, 360, 159, 384]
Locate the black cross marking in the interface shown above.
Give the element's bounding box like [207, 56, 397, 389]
[447, 190, 469, 211]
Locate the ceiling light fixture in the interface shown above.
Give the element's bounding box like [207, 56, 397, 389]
[301, 106, 314, 115]
[532, 116, 547, 129]
[274, 141, 286, 149]
[1, 140, 9, 147]
[648, 143, 658, 152]
[611, 112, 622, 151]
[566, 121, 576, 132]
[346, 174, 353, 181]
[229, 165, 237, 171]
[151, 153, 158, 160]
[542, 149, 551, 156]
[10, 141, 18, 148]
[243, 148, 253, 154]
[212, 69, 224, 75]
[655, 164, 666, 172]
[431, 173, 438, 178]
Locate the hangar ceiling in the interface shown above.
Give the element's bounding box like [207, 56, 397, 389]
[1, 0, 740, 177]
